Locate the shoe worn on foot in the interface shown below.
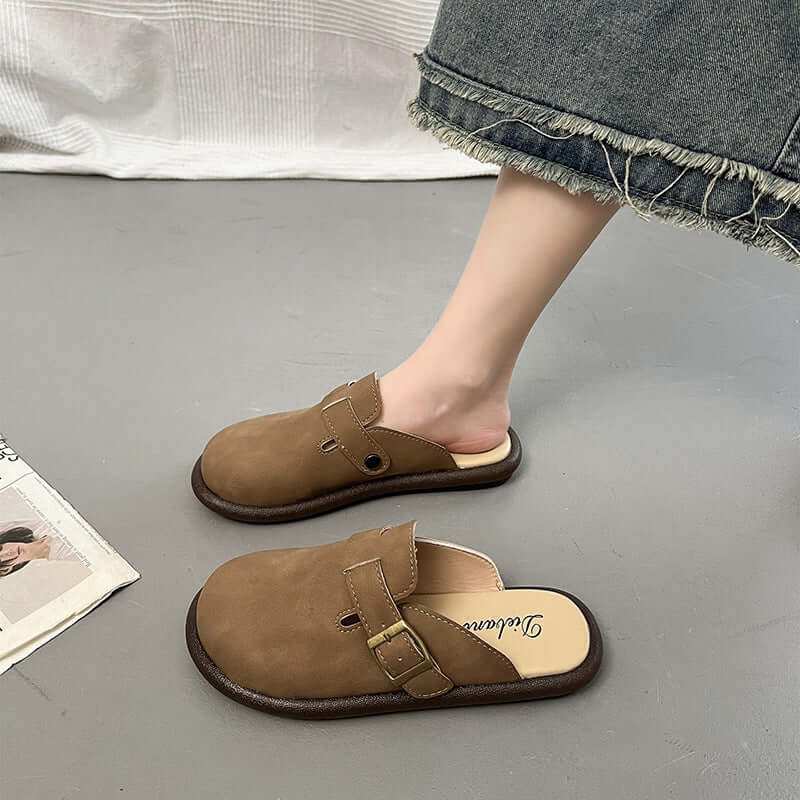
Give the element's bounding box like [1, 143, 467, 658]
[185, 521, 602, 719]
[192, 373, 521, 523]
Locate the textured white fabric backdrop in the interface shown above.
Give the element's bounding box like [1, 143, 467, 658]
[0, 0, 489, 178]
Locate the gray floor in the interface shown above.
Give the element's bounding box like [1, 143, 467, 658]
[2, 173, 799, 800]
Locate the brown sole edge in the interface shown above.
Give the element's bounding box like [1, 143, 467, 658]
[185, 586, 603, 720]
[190, 426, 523, 524]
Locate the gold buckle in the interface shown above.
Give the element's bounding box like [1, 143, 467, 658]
[366, 619, 434, 683]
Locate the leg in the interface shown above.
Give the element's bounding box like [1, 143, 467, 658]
[378, 167, 618, 453]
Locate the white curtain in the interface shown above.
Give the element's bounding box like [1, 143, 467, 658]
[0, 0, 489, 179]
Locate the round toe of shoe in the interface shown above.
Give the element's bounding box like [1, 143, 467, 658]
[195, 554, 275, 693]
[199, 420, 268, 506]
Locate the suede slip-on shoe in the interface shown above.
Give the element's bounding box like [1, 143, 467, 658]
[185, 521, 602, 719]
[191, 373, 522, 523]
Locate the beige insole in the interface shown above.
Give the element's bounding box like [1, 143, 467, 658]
[449, 432, 512, 469]
[408, 590, 590, 679]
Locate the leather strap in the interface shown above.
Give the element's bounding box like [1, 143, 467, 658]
[321, 396, 390, 476]
[344, 558, 453, 699]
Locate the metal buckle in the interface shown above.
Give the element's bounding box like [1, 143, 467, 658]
[366, 619, 434, 684]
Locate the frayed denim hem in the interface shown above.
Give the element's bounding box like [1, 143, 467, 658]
[411, 51, 800, 266]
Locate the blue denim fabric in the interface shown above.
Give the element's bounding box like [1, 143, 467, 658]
[412, 1, 800, 264]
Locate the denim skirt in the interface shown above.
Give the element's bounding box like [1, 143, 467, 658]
[410, 1, 800, 265]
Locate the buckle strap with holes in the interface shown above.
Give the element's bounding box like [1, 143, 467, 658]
[321, 396, 391, 476]
[344, 558, 453, 699]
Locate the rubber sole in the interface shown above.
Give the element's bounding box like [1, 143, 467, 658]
[190, 426, 523, 523]
[185, 586, 603, 720]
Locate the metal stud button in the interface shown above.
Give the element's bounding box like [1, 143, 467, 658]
[364, 453, 382, 470]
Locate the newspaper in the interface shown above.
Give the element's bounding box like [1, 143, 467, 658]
[0, 434, 139, 674]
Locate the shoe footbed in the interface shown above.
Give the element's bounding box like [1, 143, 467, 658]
[449, 432, 512, 469]
[408, 590, 590, 679]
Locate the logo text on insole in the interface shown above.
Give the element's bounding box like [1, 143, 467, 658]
[462, 614, 543, 640]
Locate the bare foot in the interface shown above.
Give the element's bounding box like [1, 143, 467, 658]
[376, 358, 510, 454]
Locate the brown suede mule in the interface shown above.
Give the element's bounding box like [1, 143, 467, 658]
[186, 521, 602, 719]
[192, 373, 522, 522]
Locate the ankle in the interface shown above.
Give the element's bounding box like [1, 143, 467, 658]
[402, 344, 511, 398]
[377, 357, 511, 453]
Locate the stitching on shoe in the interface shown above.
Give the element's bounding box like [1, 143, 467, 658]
[367, 562, 443, 688]
[325, 415, 364, 472]
[395, 528, 417, 597]
[325, 400, 388, 474]
[374, 561, 402, 624]
[334, 605, 361, 633]
[366, 374, 380, 425]
[345, 569, 373, 636]
[403, 604, 520, 676]
[343, 527, 416, 612]
[369, 428, 451, 455]
[408, 675, 453, 699]
[318, 436, 338, 454]
[347, 374, 380, 425]
[343, 399, 388, 465]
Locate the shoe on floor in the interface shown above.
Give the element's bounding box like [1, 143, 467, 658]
[185, 520, 602, 718]
[192, 373, 522, 523]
